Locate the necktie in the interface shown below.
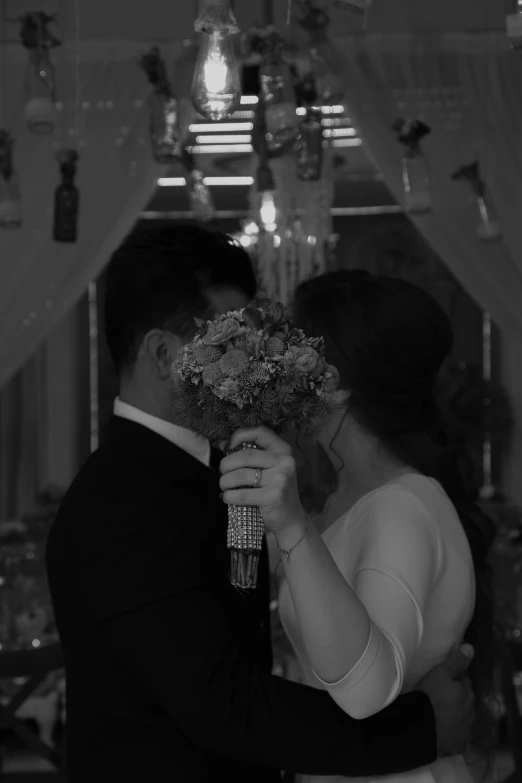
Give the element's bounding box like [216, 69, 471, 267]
[210, 446, 223, 474]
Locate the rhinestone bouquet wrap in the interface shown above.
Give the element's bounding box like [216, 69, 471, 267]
[173, 295, 340, 589]
[226, 442, 264, 588]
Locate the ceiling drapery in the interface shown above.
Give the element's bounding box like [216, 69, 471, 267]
[336, 31, 522, 345]
[3, 24, 522, 388]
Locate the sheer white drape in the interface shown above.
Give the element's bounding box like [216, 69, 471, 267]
[0, 40, 179, 389]
[336, 32, 522, 345]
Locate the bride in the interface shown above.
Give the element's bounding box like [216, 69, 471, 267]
[219, 270, 497, 783]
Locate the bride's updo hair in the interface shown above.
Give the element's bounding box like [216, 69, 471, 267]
[293, 269, 497, 755]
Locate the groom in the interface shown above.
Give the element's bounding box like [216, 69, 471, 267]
[46, 224, 475, 783]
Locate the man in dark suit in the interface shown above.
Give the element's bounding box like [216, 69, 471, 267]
[46, 224, 474, 783]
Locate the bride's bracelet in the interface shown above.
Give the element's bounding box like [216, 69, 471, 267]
[277, 524, 309, 564]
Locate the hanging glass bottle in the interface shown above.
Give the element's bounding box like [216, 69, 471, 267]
[296, 107, 324, 181]
[506, 7, 522, 48]
[182, 148, 214, 222]
[452, 162, 500, 243]
[252, 101, 277, 231]
[139, 47, 183, 164]
[297, 2, 344, 105]
[0, 130, 22, 230]
[20, 13, 59, 135]
[393, 118, 432, 215]
[260, 36, 298, 154]
[53, 149, 80, 243]
[475, 197, 500, 242]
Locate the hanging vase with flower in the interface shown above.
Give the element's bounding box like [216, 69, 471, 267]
[139, 46, 184, 164]
[53, 148, 80, 243]
[258, 30, 299, 155]
[393, 117, 432, 215]
[181, 147, 215, 222]
[295, 0, 345, 105]
[452, 162, 500, 243]
[20, 12, 60, 135]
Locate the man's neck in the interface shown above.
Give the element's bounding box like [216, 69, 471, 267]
[118, 388, 171, 424]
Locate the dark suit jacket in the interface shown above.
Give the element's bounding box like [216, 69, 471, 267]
[46, 416, 437, 782]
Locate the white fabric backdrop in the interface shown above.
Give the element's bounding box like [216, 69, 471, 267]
[336, 31, 522, 346]
[0, 40, 181, 389]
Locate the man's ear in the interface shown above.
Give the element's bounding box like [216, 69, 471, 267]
[141, 329, 183, 379]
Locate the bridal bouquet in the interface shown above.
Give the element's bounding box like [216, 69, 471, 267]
[174, 297, 339, 588]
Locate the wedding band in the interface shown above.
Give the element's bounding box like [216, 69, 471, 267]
[252, 468, 262, 489]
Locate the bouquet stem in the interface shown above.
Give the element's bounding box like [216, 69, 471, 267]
[227, 442, 264, 589]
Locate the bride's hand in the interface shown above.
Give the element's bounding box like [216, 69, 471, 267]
[219, 427, 307, 541]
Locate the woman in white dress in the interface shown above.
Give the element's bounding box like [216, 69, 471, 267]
[220, 271, 497, 783]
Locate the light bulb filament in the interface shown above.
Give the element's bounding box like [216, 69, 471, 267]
[260, 191, 277, 230]
[203, 51, 228, 95]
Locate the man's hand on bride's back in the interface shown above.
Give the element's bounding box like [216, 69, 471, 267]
[418, 644, 475, 757]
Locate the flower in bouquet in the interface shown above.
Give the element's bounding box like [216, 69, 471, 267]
[174, 297, 340, 443]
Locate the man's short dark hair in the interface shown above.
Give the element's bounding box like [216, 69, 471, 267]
[104, 223, 257, 374]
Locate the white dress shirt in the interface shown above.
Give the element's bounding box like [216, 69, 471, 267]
[113, 398, 210, 467]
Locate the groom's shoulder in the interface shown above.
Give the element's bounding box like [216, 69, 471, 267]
[54, 437, 217, 536]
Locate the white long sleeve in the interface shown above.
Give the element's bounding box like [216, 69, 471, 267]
[313, 485, 442, 718]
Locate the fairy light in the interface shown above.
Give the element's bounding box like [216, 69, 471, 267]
[158, 177, 186, 186]
[321, 118, 352, 127]
[195, 133, 251, 144]
[323, 128, 357, 137]
[187, 143, 252, 154]
[158, 176, 253, 186]
[187, 101, 357, 152]
[189, 121, 253, 132]
[332, 138, 362, 147]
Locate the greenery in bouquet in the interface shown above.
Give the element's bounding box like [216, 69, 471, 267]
[174, 297, 340, 443]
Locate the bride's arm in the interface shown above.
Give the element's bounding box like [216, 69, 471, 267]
[277, 487, 441, 718]
[220, 428, 441, 720]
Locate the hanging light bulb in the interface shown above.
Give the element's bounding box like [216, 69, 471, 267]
[191, 1, 241, 121]
[256, 160, 277, 232]
[259, 190, 277, 230]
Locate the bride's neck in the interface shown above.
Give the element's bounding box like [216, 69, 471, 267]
[317, 417, 409, 528]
